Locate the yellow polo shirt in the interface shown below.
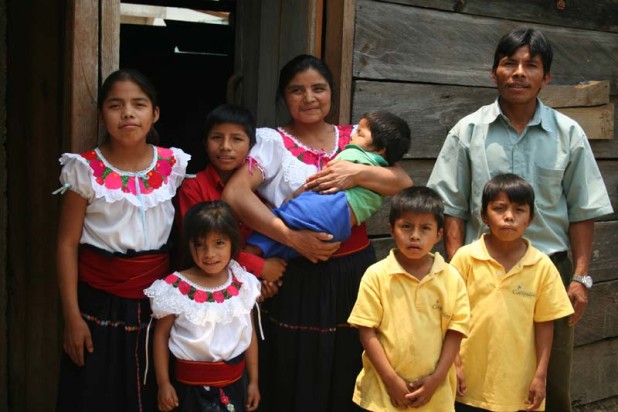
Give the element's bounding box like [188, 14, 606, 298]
[348, 250, 470, 412]
[450, 235, 574, 411]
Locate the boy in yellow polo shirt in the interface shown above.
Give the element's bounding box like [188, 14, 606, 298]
[348, 186, 470, 411]
[451, 174, 574, 412]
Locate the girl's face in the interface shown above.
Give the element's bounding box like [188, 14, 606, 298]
[190, 231, 232, 279]
[205, 123, 251, 182]
[100, 80, 159, 147]
[283, 68, 331, 125]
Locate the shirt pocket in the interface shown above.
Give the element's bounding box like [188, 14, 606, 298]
[533, 164, 565, 208]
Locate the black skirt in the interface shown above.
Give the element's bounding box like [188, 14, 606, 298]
[56, 281, 157, 412]
[257, 245, 376, 412]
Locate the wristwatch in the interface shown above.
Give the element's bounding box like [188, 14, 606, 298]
[572, 274, 593, 289]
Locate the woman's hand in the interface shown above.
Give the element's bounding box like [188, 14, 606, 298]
[288, 229, 341, 263]
[304, 160, 361, 194]
[63, 315, 93, 366]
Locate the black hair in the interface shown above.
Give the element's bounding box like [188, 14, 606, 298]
[277, 54, 334, 103]
[362, 111, 411, 164]
[481, 173, 535, 219]
[203, 104, 257, 147]
[182, 201, 242, 269]
[389, 186, 444, 230]
[493, 28, 553, 75]
[98, 69, 160, 144]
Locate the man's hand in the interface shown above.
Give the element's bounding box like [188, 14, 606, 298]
[567, 281, 589, 326]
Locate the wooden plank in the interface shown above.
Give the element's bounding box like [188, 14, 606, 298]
[65, 0, 99, 153]
[100, 0, 120, 81]
[0, 0, 7, 407]
[574, 279, 618, 346]
[354, 0, 618, 92]
[377, 0, 618, 33]
[557, 104, 614, 140]
[572, 339, 618, 405]
[588, 220, 618, 284]
[573, 396, 618, 412]
[539, 81, 610, 108]
[255, 0, 281, 127]
[324, 0, 355, 125]
[353, 80, 618, 158]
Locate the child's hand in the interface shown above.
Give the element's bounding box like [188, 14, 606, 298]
[157, 382, 179, 411]
[526, 376, 546, 411]
[258, 280, 280, 302]
[64, 316, 94, 366]
[455, 363, 466, 396]
[405, 373, 441, 408]
[384, 374, 411, 408]
[260, 257, 287, 283]
[246, 382, 260, 411]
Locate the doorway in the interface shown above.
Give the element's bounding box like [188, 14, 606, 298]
[120, 1, 236, 173]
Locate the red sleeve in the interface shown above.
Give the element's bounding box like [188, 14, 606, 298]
[177, 179, 206, 219]
[237, 251, 265, 278]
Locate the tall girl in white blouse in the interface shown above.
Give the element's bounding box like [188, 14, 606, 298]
[56, 69, 189, 411]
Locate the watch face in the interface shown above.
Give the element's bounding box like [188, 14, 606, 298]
[583, 277, 593, 288]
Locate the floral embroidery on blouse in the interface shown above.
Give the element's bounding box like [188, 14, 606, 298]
[80, 146, 176, 195]
[278, 125, 354, 169]
[164, 273, 243, 304]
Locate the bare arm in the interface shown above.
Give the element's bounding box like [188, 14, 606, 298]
[245, 314, 260, 411]
[527, 321, 553, 411]
[153, 315, 178, 411]
[359, 326, 410, 408]
[444, 216, 466, 261]
[56, 190, 92, 366]
[222, 163, 339, 263]
[567, 220, 594, 325]
[406, 330, 464, 407]
[305, 160, 413, 196]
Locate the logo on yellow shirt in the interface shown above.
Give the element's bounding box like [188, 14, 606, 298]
[512, 285, 536, 298]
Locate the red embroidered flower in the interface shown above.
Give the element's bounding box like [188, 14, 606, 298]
[147, 170, 163, 189]
[226, 285, 239, 297]
[104, 171, 122, 190]
[81, 150, 98, 161]
[165, 274, 179, 284]
[178, 281, 191, 295]
[157, 147, 173, 158]
[212, 290, 225, 303]
[155, 159, 172, 176]
[126, 176, 147, 195]
[193, 290, 207, 303]
[90, 160, 106, 177]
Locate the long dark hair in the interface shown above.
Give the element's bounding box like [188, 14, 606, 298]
[277, 54, 334, 103]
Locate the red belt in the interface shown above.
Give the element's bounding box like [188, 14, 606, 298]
[78, 246, 169, 299]
[333, 223, 370, 257]
[175, 358, 245, 386]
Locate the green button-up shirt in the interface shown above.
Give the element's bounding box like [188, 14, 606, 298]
[428, 98, 613, 255]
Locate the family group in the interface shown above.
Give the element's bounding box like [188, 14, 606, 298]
[54, 27, 612, 412]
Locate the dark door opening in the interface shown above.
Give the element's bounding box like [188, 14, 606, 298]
[119, 1, 236, 173]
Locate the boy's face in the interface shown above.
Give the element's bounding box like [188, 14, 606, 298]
[205, 123, 251, 181]
[350, 118, 383, 154]
[482, 191, 532, 242]
[389, 211, 443, 264]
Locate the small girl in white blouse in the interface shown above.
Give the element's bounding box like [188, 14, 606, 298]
[145, 200, 261, 412]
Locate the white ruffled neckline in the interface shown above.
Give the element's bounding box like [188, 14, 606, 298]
[145, 260, 261, 326]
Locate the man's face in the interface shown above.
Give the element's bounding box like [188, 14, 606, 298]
[492, 45, 551, 108]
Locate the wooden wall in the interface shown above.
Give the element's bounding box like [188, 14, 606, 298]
[0, 0, 7, 409]
[354, 0, 618, 409]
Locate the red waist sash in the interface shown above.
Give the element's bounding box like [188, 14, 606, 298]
[78, 246, 170, 299]
[333, 223, 370, 257]
[175, 358, 246, 386]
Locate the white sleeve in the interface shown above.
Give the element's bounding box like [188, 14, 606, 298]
[248, 128, 284, 183]
[59, 154, 95, 202]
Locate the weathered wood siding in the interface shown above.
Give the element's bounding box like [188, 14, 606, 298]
[354, 0, 618, 408]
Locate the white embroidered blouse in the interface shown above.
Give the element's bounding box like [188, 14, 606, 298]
[144, 260, 261, 362]
[58, 145, 190, 253]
